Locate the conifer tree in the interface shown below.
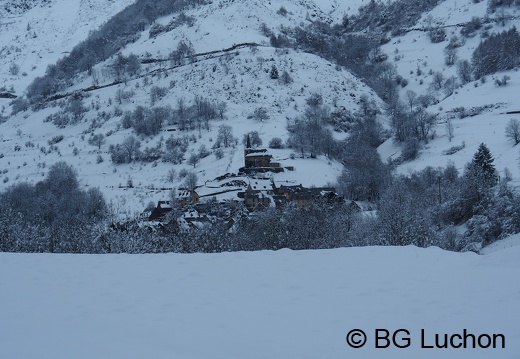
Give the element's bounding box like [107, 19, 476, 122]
[270, 65, 279, 79]
[459, 143, 498, 219]
[470, 143, 498, 186]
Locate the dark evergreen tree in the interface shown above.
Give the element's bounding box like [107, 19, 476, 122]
[270, 65, 279, 79]
[242, 131, 263, 147]
[470, 143, 498, 186]
[452, 143, 499, 221]
[472, 27, 520, 78]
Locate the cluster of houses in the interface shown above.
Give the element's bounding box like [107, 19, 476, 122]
[146, 140, 341, 224]
[239, 181, 338, 211]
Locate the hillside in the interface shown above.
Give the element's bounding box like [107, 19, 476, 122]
[0, 0, 381, 217]
[0, 0, 132, 94]
[379, 0, 520, 187]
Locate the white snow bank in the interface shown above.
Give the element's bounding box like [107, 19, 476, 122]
[480, 233, 520, 255]
[0, 245, 519, 359]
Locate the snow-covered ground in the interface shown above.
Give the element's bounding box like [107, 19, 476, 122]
[0, 0, 132, 93]
[481, 232, 520, 254]
[0, 245, 519, 359]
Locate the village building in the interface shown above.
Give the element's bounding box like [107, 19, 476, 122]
[271, 182, 339, 208]
[242, 135, 283, 173]
[237, 179, 340, 211]
[239, 181, 274, 211]
[182, 209, 210, 228]
[148, 200, 173, 221]
[177, 189, 200, 207]
[148, 190, 200, 222]
[244, 149, 273, 169]
[147, 139, 341, 222]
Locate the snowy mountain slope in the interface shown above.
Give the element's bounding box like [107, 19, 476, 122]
[1, 245, 519, 359]
[3, 0, 520, 218]
[379, 0, 520, 185]
[0, 0, 381, 215]
[0, 0, 132, 95]
[127, 0, 368, 55]
[480, 232, 520, 254]
[0, 46, 365, 214]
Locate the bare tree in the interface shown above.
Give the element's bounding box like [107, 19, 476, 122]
[115, 88, 124, 105]
[188, 153, 200, 167]
[456, 59, 472, 84]
[65, 97, 87, 123]
[176, 97, 188, 130]
[253, 107, 269, 122]
[242, 131, 263, 147]
[216, 101, 227, 119]
[122, 135, 141, 162]
[405, 90, 418, 113]
[446, 119, 454, 142]
[150, 86, 167, 105]
[183, 171, 198, 191]
[88, 133, 106, 150]
[431, 71, 444, 90]
[216, 125, 234, 147]
[444, 46, 458, 66]
[415, 108, 438, 142]
[444, 76, 457, 97]
[166, 168, 176, 182]
[505, 118, 520, 145]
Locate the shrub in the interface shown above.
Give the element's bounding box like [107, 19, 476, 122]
[277, 6, 288, 16]
[401, 137, 420, 161]
[48, 135, 64, 145]
[443, 142, 465, 155]
[269, 137, 284, 149]
[252, 107, 269, 122]
[178, 168, 188, 178]
[260, 23, 273, 37]
[460, 17, 481, 37]
[9, 63, 20, 76]
[428, 28, 446, 43]
[270, 65, 279, 79]
[10, 97, 29, 115]
[280, 70, 293, 85]
[198, 144, 210, 158]
[494, 75, 511, 86]
[215, 148, 224, 159]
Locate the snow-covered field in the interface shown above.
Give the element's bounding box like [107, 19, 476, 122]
[1, 245, 519, 359]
